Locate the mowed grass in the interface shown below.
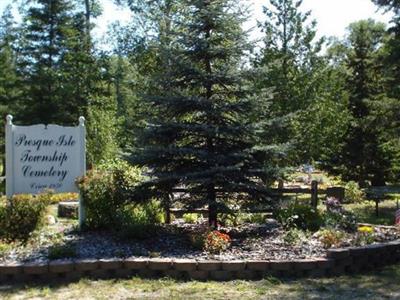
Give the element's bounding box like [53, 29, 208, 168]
[1, 264, 400, 300]
[346, 199, 400, 225]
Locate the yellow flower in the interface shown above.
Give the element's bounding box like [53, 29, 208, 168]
[358, 226, 374, 234]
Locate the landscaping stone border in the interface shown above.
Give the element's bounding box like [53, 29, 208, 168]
[1, 240, 399, 283]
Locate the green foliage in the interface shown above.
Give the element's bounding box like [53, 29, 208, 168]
[131, 0, 278, 227]
[355, 226, 376, 246]
[115, 201, 164, 239]
[244, 213, 268, 224]
[0, 241, 11, 257]
[323, 210, 358, 232]
[77, 159, 143, 229]
[344, 181, 366, 203]
[282, 228, 307, 245]
[188, 232, 206, 250]
[316, 228, 346, 248]
[48, 243, 77, 260]
[327, 19, 395, 185]
[183, 213, 200, 224]
[0, 194, 47, 241]
[276, 203, 323, 231]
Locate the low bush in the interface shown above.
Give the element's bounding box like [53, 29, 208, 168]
[244, 213, 267, 224]
[323, 197, 358, 232]
[276, 203, 323, 232]
[0, 194, 48, 241]
[316, 229, 346, 248]
[344, 181, 365, 203]
[354, 225, 375, 246]
[115, 201, 164, 239]
[183, 213, 200, 224]
[76, 159, 144, 230]
[282, 228, 307, 245]
[204, 230, 231, 254]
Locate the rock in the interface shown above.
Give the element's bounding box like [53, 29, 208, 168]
[58, 201, 79, 219]
[45, 215, 57, 225]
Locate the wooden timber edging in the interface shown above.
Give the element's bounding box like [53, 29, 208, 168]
[1, 240, 399, 283]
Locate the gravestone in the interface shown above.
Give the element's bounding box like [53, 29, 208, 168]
[5, 115, 86, 225]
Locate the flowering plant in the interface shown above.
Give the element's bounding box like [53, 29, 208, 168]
[355, 225, 375, 245]
[325, 197, 342, 213]
[358, 226, 374, 234]
[204, 230, 231, 254]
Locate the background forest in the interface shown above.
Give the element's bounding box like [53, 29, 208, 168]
[0, 0, 399, 194]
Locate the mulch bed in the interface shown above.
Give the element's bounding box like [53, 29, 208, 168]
[1, 218, 399, 264]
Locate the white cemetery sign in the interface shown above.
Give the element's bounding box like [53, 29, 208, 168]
[5, 115, 86, 225]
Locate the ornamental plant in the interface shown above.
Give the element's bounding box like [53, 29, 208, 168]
[204, 230, 231, 254]
[316, 229, 346, 248]
[355, 226, 375, 245]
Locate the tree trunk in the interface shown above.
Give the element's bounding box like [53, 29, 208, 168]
[208, 184, 217, 227]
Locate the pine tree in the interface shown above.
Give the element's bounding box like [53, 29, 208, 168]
[17, 0, 118, 165]
[18, 0, 79, 125]
[0, 6, 21, 175]
[131, 0, 277, 226]
[255, 0, 344, 165]
[331, 20, 392, 186]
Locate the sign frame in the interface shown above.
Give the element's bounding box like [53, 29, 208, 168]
[5, 115, 86, 226]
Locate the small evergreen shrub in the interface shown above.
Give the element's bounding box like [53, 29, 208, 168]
[276, 203, 323, 231]
[0, 194, 47, 241]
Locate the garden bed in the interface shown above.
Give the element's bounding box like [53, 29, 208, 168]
[1, 215, 399, 265]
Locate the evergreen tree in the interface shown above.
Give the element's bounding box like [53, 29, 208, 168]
[18, 0, 78, 125]
[131, 0, 277, 226]
[16, 0, 118, 165]
[255, 0, 346, 165]
[330, 20, 392, 185]
[0, 6, 21, 174]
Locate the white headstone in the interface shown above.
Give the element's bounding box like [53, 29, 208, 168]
[5, 115, 86, 197]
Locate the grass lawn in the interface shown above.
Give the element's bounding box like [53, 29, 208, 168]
[1, 264, 399, 299]
[346, 199, 400, 225]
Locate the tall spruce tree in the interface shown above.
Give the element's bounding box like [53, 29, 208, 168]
[16, 0, 118, 165]
[19, 0, 78, 125]
[330, 20, 391, 185]
[132, 0, 276, 226]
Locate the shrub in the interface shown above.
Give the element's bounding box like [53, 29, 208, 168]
[115, 201, 164, 239]
[323, 210, 358, 232]
[344, 181, 365, 203]
[276, 203, 323, 232]
[204, 230, 231, 254]
[218, 213, 243, 227]
[76, 159, 143, 229]
[316, 229, 345, 248]
[0, 194, 47, 241]
[188, 232, 206, 250]
[282, 228, 306, 245]
[183, 213, 200, 224]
